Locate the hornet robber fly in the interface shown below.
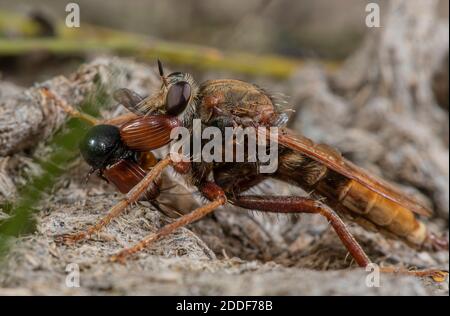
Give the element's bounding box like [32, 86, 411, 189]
[41, 60, 448, 279]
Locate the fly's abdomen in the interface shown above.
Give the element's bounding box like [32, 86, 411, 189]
[325, 177, 427, 246]
[277, 150, 428, 247]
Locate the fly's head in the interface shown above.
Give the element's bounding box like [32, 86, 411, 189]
[139, 60, 199, 126]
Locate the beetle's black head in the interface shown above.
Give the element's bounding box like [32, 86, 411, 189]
[79, 124, 129, 170]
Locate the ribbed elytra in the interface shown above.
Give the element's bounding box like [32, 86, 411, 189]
[120, 115, 181, 151]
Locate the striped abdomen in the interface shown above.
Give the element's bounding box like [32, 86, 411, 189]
[276, 150, 427, 247]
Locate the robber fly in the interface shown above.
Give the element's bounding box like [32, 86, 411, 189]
[43, 60, 447, 278]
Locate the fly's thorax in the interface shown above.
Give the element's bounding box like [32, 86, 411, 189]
[197, 79, 284, 128]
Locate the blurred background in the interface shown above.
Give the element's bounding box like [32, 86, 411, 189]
[2, 0, 374, 53]
[3, 0, 447, 84]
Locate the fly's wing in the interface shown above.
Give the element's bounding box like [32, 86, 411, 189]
[270, 128, 432, 217]
[114, 88, 165, 116]
[113, 88, 145, 114]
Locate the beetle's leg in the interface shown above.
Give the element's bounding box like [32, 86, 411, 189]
[56, 156, 172, 245]
[232, 195, 370, 267]
[232, 195, 447, 280]
[110, 181, 226, 263]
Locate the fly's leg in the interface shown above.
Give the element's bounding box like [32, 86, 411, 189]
[379, 267, 448, 281]
[56, 156, 172, 245]
[232, 195, 370, 267]
[40, 88, 138, 126]
[40, 88, 99, 125]
[103, 113, 139, 126]
[110, 181, 226, 263]
[425, 232, 449, 251]
[233, 195, 447, 280]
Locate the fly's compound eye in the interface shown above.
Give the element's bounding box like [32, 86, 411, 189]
[166, 81, 191, 115]
[79, 125, 123, 170]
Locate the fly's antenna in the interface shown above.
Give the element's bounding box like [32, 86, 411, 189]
[157, 59, 169, 87]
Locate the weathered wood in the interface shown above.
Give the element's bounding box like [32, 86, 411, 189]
[0, 57, 160, 157]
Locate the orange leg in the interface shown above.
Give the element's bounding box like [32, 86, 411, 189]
[56, 156, 172, 245]
[111, 182, 226, 263]
[40, 88, 99, 125]
[40, 87, 138, 126]
[234, 195, 370, 266]
[103, 113, 138, 126]
[233, 195, 448, 280]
